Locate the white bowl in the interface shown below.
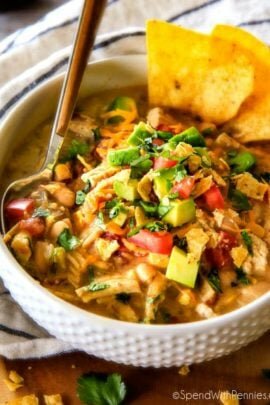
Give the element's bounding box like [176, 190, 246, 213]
[0, 55, 270, 367]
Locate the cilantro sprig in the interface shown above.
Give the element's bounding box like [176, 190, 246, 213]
[241, 230, 253, 255]
[63, 140, 90, 161]
[207, 269, 222, 293]
[58, 229, 80, 251]
[77, 373, 127, 405]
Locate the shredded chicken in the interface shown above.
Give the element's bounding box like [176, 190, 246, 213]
[243, 234, 268, 276]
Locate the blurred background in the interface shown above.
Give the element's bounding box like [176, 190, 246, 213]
[0, 0, 67, 40]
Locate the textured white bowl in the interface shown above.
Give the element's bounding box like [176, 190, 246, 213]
[0, 55, 270, 367]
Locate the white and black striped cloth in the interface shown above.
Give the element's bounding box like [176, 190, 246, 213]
[0, 0, 270, 359]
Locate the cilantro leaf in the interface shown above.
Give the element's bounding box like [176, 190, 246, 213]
[76, 180, 91, 205]
[228, 186, 251, 211]
[32, 207, 50, 218]
[236, 268, 250, 285]
[130, 155, 153, 178]
[157, 204, 171, 218]
[77, 373, 127, 405]
[58, 229, 80, 251]
[173, 236, 187, 251]
[76, 190, 87, 205]
[88, 282, 109, 292]
[127, 226, 142, 237]
[95, 212, 106, 230]
[241, 230, 253, 255]
[144, 221, 167, 232]
[174, 165, 187, 182]
[139, 201, 158, 217]
[207, 269, 222, 293]
[105, 199, 126, 219]
[64, 140, 89, 161]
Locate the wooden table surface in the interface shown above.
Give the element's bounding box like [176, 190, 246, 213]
[0, 2, 270, 405]
[0, 331, 269, 404]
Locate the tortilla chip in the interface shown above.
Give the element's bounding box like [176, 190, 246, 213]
[43, 394, 63, 405]
[212, 25, 270, 142]
[147, 20, 254, 124]
[0, 395, 39, 405]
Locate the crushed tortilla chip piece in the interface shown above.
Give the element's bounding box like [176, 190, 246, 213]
[43, 394, 63, 405]
[220, 391, 239, 405]
[178, 364, 190, 376]
[0, 395, 39, 405]
[147, 20, 254, 124]
[3, 378, 23, 392]
[231, 246, 249, 268]
[233, 173, 268, 201]
[9, 371, 24, 384]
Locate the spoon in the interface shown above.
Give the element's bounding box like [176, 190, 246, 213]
[1, 0, 107, 233]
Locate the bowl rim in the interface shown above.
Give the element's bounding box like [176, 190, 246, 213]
[0, 54, 269, 334]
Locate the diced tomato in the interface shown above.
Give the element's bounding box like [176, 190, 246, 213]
[203, 184, 225, 211]
[153, 156, 178, 170]
[156, 124, 179, 134]
[219, 231, 238, 250]
[5, 198, 35, 221]
[19, 218, 45, 237]
[156, 124, 172, 132]
[152, 138, 164, 146]
[205, 231, 238, 268]
[173, 176, 195, 199]
[128, 229, 173, 255]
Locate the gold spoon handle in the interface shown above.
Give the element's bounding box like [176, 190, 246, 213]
[53, 0, 107, 137]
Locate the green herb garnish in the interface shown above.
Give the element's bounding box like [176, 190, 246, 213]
[241, 230, 253, 255]
[32, 207, 50, 218]
[88, 282, 109, 292]
[207, 269, 222, 293]
[64, 140, 89, 161]
[105, 199, 126, 219]
[173, 236, 187, 251]
[76, 190, 87, 205]
[96, 212, 106, 230]
[130, 154, 153, 178]
[77, 373, 127, 405]
[144, 221, 166, 232]
[139, 201, 158, 217]
[228, 186, 251, 211]
[75, 180, 91, 206]
[236, 268, 250, 285]
[58, 229, 80, 251]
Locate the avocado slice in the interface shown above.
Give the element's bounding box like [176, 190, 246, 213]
[112, 211, 128, 227]
[127, 122, 154, 146]
[108, 147, 140, 166]
[114, 179, 139, 201]
[169, 127, 205, 148]
[153, 167, 176, 199]
[154, 176, 171, 199]
[162, 198, 195, 227]
[166, 246, 199, 288]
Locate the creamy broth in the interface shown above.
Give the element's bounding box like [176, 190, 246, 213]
[3, 86, 270, 324]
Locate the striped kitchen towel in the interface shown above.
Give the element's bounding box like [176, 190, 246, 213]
[0, 0, 270, 359]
